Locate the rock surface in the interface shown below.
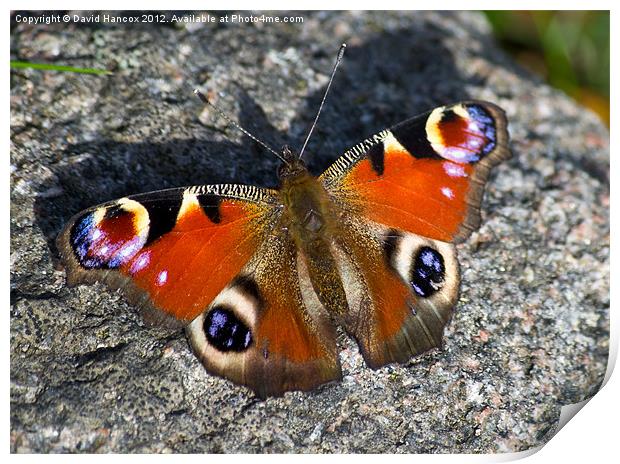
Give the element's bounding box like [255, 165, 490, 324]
[11, 11, 609, 453]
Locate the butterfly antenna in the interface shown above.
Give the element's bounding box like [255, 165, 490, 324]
[298, 43, 346, 160]
[193, 89, 288, 164]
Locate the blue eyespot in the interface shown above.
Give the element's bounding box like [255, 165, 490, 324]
[410, 246, 445, 298]
[203, 306, 252, 352]
[69, 212, 109, 269]
[466, 104, 497, 156]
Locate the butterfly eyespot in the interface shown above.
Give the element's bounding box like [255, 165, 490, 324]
[69, 201, 148, 270]
[410, 246, 446, 298]
[203, 305, 253, 352]
[465, 104, 497, 156]
[425, 103, 498, 164]
[70, 212, 105, 269]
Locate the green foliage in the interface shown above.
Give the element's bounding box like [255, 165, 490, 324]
[484, 11, 609, 125]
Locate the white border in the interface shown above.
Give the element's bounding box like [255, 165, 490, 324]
[6, 3, 615, 461]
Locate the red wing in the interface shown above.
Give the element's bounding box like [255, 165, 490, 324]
[321, 101, 510, 368]
[58, 184, 342, 397]
[321, 101, 510, 243]
[57, 185, 280, 326]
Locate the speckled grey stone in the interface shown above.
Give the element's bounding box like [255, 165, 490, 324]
[11, 11, 609, 453]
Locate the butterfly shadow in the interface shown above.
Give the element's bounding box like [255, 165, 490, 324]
[34, 89, 290, 265]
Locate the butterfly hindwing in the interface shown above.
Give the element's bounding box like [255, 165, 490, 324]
[187, 233, 341, 398]
[331, 216, 459, 367]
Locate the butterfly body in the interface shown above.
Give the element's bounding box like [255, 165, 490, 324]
[57, 100, 510, 397]
[277, 154, 350, 317]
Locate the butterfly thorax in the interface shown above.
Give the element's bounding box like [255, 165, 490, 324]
[278, 159, 349, 316]
[280, 167, 330, 237]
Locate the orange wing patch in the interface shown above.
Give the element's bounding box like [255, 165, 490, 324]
[342, 145, 474, 242]
[254, 285, 327, 364]
[122, 198, 267, 322]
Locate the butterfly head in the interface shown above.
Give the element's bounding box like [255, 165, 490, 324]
[277, 145, 308, 180]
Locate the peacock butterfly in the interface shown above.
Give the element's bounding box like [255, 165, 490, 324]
[56, 45, 510, 397]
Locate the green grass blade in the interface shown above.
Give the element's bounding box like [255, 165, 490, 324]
[10, 61, 112, 75]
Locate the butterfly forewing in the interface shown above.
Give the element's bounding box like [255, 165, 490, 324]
[57, 185, 280, 325]
[321, 101, 510, 243]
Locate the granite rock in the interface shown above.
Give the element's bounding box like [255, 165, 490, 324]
[10, 10, 609, 453]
